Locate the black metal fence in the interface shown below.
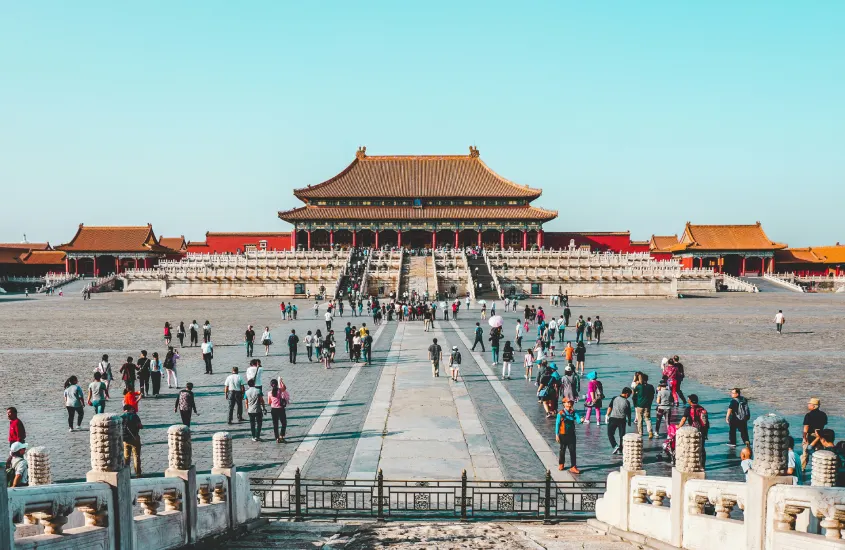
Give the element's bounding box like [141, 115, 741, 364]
[251, 469, 605, 522]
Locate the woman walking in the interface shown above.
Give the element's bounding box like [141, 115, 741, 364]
[305, 330, 314, 362]
[268, 378, 290, 443]
[575, 341, 586, 375]
[177, 322, 186, 347]
[175, 383, 199, 426]
[150, 352, 163, 397]
[63, 376, 85, 432]
[164, 347, 180, 389]
[189, 320, 199, 347]
[501, 341, 514, 380]
[523, 348, 534, 380]
[164, 322, 172, 346]
[96, 354, 114, 395]
[583, 371, 603, 425]
[261, 326, 273, 356]
[202, 320, 212, 341]
[87, 371, 109, 414]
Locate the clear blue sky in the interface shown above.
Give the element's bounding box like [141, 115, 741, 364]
[2, 2, 843, 246]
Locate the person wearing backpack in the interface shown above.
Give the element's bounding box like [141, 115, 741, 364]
[449, 346, 462, 381]
[725, 388, 751, 447]
[121, 404, 143, 477]
[606, 388, 633, 454]
[679, 394, 710, 467]
[7, 442, 29, 487]
[583, 371, 604, 425]
[593, 316, 604, 345]
[555, 398, 583, 474]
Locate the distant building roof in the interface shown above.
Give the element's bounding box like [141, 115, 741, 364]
[279, 205, 557, 222]
[206, 232, 292, 237]
[293, 146, 542, 200]
[649, 235, 679, 252]
[18, 250, 66, 265]
[159, 236, 187, 252]
[0, 248, 28, 264]
[667, 223, 786, 252]
[777, 245, 845, 265]
[0, 243, 51, 250]
[56, 224, 171, 254]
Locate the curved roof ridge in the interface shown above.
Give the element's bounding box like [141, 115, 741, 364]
[474, 156, 543, 196]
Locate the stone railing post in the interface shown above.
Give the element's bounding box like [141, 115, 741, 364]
[0, 473, 12, 549]
[26, 446, 52, 486]
[86, 413, 134, 550]
[746, 414, 793, 550]
[612, 433, 645, 531]
[671, 426, 705, 547]
[806, 450, 840, 534]
[165, 425, 197, 544]
[211, 431, 237, 530]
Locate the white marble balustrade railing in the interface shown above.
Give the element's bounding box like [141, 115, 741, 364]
[767, 484, 845, 543]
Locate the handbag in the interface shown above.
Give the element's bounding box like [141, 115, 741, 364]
[537, 387, 550, 399]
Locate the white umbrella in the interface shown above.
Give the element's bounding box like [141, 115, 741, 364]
[478, 299, 487, 305]
[439, 302, 447, 308]
[488, 315, 503, 328]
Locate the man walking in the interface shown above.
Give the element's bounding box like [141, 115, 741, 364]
[775, 310, 785, 335]
[122, 404, 143, 477]
[244, 379, 266, 442]
[593, 316, 604, 345]
[288, 329, 299, 364]
[201, 337, 214, 374]
[325, 310, 333, 331]
[575, 316, 586, 343]
[633, 373, 655, 439]
[606, 387, 632, 454]
[175, 383, 199, 426]
[725, 388, 751, 448]
[555, 398, 582, 474]
[244, 325, 256, 358]
[224, 367, 245, 424]
[678, 394, 710, 467]
[471, 322, 485, 352]
[120, 356, 138, 392]
[7, 407, 26, 447]
[428, 338, 442, 378]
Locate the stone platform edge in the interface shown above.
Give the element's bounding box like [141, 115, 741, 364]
[587, 518, 681, 550]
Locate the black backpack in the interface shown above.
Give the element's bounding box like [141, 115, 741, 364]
[454, 351, 462, 365]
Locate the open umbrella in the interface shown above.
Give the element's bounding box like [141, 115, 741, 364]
[488, 315, 503, 328]
[439, 302, 447, 308]
[478, 299, 487, 305]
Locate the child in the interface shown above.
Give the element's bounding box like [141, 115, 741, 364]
[740, 447, 753, 480]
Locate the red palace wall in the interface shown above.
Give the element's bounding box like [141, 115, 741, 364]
[191, 233, 293, 254]
[543, 232, 638, 253]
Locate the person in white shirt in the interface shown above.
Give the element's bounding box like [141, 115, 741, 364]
[304, 330, 314, 362]
[261, 327, 272, 356]
[325, 310, 333, 331]
[96, 354, 113, 393]
[774, 310, 785, 335]
[548, 318, 558, 343]
[201, 338, 214, 374]
[515, 322, 524, 352]
[224, 367, 245, 424]
[246, 359, 264, 393]
[63, 376, 85, 431]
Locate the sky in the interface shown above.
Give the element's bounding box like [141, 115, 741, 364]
[1, 2, 843, 246]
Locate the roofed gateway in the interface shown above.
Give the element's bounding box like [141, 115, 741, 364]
[279, 146, 557, 250]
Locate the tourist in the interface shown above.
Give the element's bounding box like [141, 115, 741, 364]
[575, 316, 586, 343]
[328, 330, 337, 363]
[664, 358, 685, 405]
[286, 329, 299, 365]
[501, 341, 514, 379]
[471, 322, 485, 352]
[262, 326, 273, 356]
[523, 348, 534, 380]
[63, 376, 85, 432]
[774, 309, 785, 335]
[465, 296, 470, 310]
[305, 330, 314, 362]
[560, 364, 580, 403]
[163, 347, 180, 389]
[533, 341, 547, 384]
[556, 398, 582, 474]
[96, 354, 114, 394]
[189, 320, 199, 346]
[786, 436, 801, 484]
[7, 407, 25, 447]
[122, 404, 143, 477]
[557, 315, 566, 342]
[177, 321, 186, 347]
[654, 381, 672, 435]
[314, 302, 320, 317]
[268, 378, 290, 443]
[740, 446, 753, 479]
[428, 338, 442, 378]
[244, 325, 256, 358]
[150, 352, 163, 396]
[246, 359, 264, 394]
[537, 363, 560, 418]
[203, 320, 212, 341]
[292, 304, 298, 319]
[586, 317, 593, 344]
[423, 308, 432, 332]
[632, 373, 655, 439]
[120, 356, 138, 392]
[677, 394, 710, 467]
[606, 387, 633, 454]
[224, 367, 245, 424]
[87, 372, 108, 413]
[164, 322, 172, 347]
[564, 342, 574, 371]
[489, 327, 501, 365]
[802, 397, 828, 471]
[7, 442, 29, 486]
[563, 305, 571, 327]
[480, 302, 487, 320]
[175, 383, 199, 426]
[575, 341, 586, 374]
[244, 379, 266, 442]
[137, 350, 152, 397]
[325, 310, 333, 331]
[583, 371, 603, 425]
[449, 346, 462, 381]
[515, 321, 523, 352]
[548, 316, 557, 344]
[280, 301, 287, 320]
[201, 337, 214, 374]
[352, 333, 362, 362]
[362, 331, 373, 364]
[726, 388, 751, 447]
[593, 316, 603, 344]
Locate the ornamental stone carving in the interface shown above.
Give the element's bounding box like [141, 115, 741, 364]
[26, 446, 52, 486]
[751, 414, 789, 477]
[167, 425, 192, 470]
[213, 432, 234, 469]
[675, 426, 703, 473]
[89, 413, 124, 472]
[622, 433, 643, 471]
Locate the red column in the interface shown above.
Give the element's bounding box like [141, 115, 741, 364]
[741, 256, 746, 275]
[768, 257, 775, 274]
[432, 232, 436, 249]
[500, 231, 505, 249]
[375, 231, 380, 248]
[115, 256, 120, 274]
[397, 230, 402, 248]
[522, 230, 528, 250]
[455, 230, 459, 248]
[92, 256, 98, 277]
[329, 230, 334, 247]
[73, 258, 78, 275]
[536, 230, 544, 248]
[65, 256, 69, 274]
[477, 231, 482, 247]
[307, 230, 312, 250]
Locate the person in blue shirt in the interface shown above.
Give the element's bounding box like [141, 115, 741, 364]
[555, 398, 582, 473]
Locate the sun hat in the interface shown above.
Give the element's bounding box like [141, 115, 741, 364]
[586, 371, 597, 380]
[809, 398, 821, 406]
[9, 442, 27, 454]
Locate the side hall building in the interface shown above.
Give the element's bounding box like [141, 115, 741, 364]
[279, 146, 558, 250]
[665, 222, 786, 276]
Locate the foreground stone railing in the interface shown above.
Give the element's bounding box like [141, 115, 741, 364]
[594, 414, 845, 550]
[1, 417, 260, 550]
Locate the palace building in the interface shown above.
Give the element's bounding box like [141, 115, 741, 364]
[665, 222, 786, 276]
[57, 224, 173, 276]
[279, 146, 557, 250]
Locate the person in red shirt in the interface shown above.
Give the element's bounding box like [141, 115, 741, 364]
[123, 389, 142, 413]
[7, 407, 25, 446]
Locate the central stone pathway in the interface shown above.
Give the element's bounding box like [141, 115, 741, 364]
[348, 320, 503, 480]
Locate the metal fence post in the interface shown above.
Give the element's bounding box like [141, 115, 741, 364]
[460, 469, 468, 522]
[543, 469, 552, 524]
[294, 467, 302, 522]
[377, 469, 385, 522]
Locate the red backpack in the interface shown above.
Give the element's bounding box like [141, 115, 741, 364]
[690, 405, 710, 438]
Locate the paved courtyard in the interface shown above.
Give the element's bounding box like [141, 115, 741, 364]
[0, 290, 843, 484]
